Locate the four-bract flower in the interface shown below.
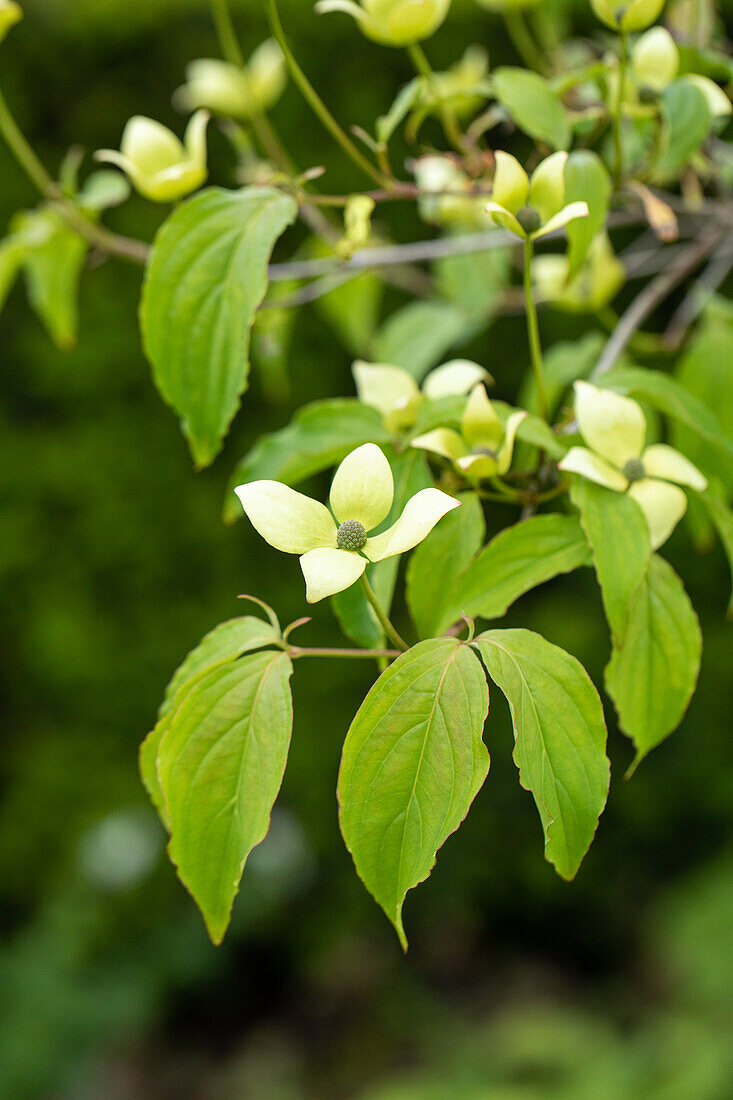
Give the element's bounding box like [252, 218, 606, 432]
[95, 111, 208, 203]
[174, 40, 286, 120]
[559, 381, 708, 549]
[354, 358, 490, 432]
[314, 0, 451, 47]
[410, 384, 526, 479]
[235, 444, 460, 603]
[486, 151, 589, 241]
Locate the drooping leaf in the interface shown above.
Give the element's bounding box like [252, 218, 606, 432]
[338, 638, 490, 948]
[157, 649, 294, 944]
[406, 491, 485, 638]
[697, 491, 733, 615]
[605, 555, 702, 767]
[13, 210, 87, 349]
[332, 448, 432, 647]
[599, 366, 733, 464]
[224, 399, 389, 522]
[160, 615, 281, 716]
[475, 629, 610, 880]
[654, 80, 712, 179]
[371, 299, 478, 380]
[140, 186, 297, 468]
[570, 477, 651, 644]
[564, 151, 611, 279]
[436, 514, 591, 635]
[492, 67, 571, 150]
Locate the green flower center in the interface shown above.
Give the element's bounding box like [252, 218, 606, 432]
[337, 520, 368, 551]
[516, 205, 542, 234]
[623, 458, 646, 483]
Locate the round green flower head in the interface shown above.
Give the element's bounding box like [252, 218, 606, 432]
[590, 0, 666, 33]
[315, 0, 451, 47]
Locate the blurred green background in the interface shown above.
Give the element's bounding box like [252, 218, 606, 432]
[1, 1, 733, 1097]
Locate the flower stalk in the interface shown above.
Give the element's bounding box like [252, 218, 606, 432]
[359, 573, 409, 651]
[523, 235, 549, 421]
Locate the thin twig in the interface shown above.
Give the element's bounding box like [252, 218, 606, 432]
[288, 645, 400, 659]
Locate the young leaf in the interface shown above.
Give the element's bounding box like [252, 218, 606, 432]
[157, 650, 294, 944]
[654, 80, 712, 179]
[376, 77, 422, 144]
[492, 68, 571, 150]
[406, 491, 485, 638]
[605, 555, 702, 767]
[224, 399, 389, 522]
[436, 514, 592, 635]
[564, 151, 611, 280]
[475, 629, 610, 880]
[570, 477, 651, 644]
[160, 615, 282, 716]
[315, 270, 384, 356]
[338, 639, 490, 949]
[599, 366, 733, 465]
[371, 299, 478, 380]
[14, 210, 87, 349]
[141, 186, 298, 468]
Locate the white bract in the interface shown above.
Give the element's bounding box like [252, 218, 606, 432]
[590, 0, 665, 32]
[559, 381, 707, 549]
[0, 0, 21, 44]
[410, 383, 526, 479]
[95, 112, 208, 203]
[174, 40, 286, 120]
[486, 151, 589, 241]
[533, 233, 625, 313]
[353, 358, 490, 432]
[314, 0, 451, 47]
[235, 444, 460, 603]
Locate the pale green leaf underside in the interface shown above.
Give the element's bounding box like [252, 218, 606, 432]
[435, 514, 592, 635]
[564, 150, 611, 280]
[570, 477, 650, 644]
[605, 555, 702, 766]
[157, 650, 294, 944]
[475, 629, 610, 880]
[338, 639, 490, 949]
[141, 186, 297, 468]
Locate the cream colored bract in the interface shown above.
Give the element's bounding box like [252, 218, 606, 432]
[410, 383, 526, 479]
[314, 0, 451, 47]
[95, 112, 209, 203]
[235, 443, 460, 603]
[486, 151, 589, 241]
[353, 357, 490, 432]
[559, 381, 708, 549]
[174, 40, 286, 120]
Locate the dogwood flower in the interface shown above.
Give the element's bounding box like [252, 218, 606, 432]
[174, 40, 286, 120]
[0, 0, 21, 44]
[559, 381, 708, 549]
[314, 0, 451, 48]
[486, 151, 589, 241]
[410, 383, 527, 479]
[631, 26, 678, 93]
[353, 358, 490, 432]
[95, 112, 208, 203]
[590, 0, 665, 32]
[533, 233, 625, 313]
[235, 444, 460, 603]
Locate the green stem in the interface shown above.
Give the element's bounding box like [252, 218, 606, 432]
[612, 29, 628, 189]
[264, 0, 388, 187]
[407, 43, 468, 156]
[359, 573, 409, 652]
[503, 10, 548, 76]
[208, 0, 244, 66]
[288, 645, 399, 659]
[522, 235, 548, 421]
[0, 86, 149, 264]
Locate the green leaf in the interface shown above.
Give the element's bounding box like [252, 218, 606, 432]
[605, 555, 702, 767]
[316, 270, 384, 356]
[140, 186, 298, 468]
[338, 638, 490, 948]
[78, 169, 131, 211]
[14, 210, 87, 349]
[224, 399, 390, 522]
[564, 151, 611, 280]
[160, 615, 282, 717]
[519, 332, 605, 417]
[435, 244, 511, 322]
[474, 629, 610, 880]
[599, 366, 733, 464]
[371, 299, 477, 380]
[436, 514, 591, 635]
[0, 234, 27, 312]
[406, 492, 485, 639]
[332, 449, 432, 647]
[376, 77, 422, 144]
[655, 80, 712, 179]
[695, 491, 733, 616]
[570, 477, 650, 644]
[673, 315, 733, 489]
[158, 650, 294, 944]
[492, 67, 571, 150]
